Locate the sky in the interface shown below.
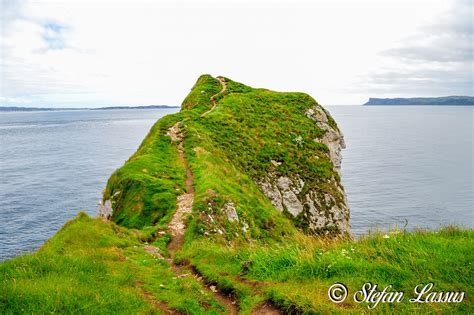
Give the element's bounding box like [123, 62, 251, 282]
[0, 0, 472, 107]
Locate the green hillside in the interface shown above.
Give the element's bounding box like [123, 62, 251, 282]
[1, 75, 472, 314]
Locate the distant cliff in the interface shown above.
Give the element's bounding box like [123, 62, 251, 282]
[364, 96, 474, 105]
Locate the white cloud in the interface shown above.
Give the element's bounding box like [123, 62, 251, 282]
[0, 0, 468, 107]
[359, 0, 473, 98]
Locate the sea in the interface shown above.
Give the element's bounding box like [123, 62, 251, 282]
[0, 106, 472, 261]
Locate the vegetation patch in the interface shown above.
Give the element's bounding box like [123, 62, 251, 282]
[1, 75, 472, 314]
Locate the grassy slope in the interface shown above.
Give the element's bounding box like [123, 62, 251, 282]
[183, 227, 473, 313]
[104, 74, 343, 238]
[1, 75, 472, 313]
[0, 213, 226, 314]
[102, 113, 187, 229]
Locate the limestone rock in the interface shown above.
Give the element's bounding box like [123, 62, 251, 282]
[258, 104, 350, 235]
[98, 199, 113, 220]
[222, 201, 239, 223]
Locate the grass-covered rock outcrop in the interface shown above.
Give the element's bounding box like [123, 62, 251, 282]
[104, 74, 349, 236]
[1, 75, 472, 314]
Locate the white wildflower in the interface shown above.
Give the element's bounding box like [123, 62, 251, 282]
[293, 135, 304, 147]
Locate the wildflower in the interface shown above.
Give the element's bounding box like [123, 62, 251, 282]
[350, 247, 355, 253]
[293, 135, 304, 147]
[383, 234, 390, 239]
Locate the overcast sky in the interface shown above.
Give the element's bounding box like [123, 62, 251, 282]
[0, 0, 472, 107]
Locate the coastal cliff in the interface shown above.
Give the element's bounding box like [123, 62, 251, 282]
[364, 96, 474, 105]
[2, 75, 472, 314]
[102, 75, 350, 236]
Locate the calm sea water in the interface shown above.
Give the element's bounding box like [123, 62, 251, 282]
[329, 106, 473, 236]
[0, 106, 472, 261]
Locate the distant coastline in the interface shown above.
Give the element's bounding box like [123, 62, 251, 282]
[0, 105, 179, 112]
[364, 96, 474, 106]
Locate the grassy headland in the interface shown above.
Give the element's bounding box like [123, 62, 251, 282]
[1, 75, 472, 314]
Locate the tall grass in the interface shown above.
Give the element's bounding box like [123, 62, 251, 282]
[182, 227, 473, 313]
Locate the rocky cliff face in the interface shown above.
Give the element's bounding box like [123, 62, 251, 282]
[257, 104, 350, 235]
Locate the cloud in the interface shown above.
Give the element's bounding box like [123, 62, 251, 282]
[384, 0, 473, 63]
[0, 95, 33, 104]
[0, 0, 469, 106]
[362, 0, 473, 97]
[362, 67, 473, 95]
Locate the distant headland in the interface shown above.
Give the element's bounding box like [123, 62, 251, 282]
[0, 105, 179, 112]
[364, 96, 474, 106]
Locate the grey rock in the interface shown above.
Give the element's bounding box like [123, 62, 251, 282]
[277, 176, 304, 216]
[258, 104, 350, 235]
[305, 106, 346, 174]
[222, 201, 239, 223]
[98, 199, 113, 220]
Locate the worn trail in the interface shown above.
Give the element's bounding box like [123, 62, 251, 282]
[201, 76, 227, 118]
[166, 121, 194, 254]
[166, 121, 238, 315]
[149, 77, 281, 314]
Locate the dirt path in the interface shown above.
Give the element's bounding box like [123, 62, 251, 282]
[166, 122, 193, 256]
[251, 301, 283, 315]
[165, 122, 238, 314]
[200, 76, 227, 118]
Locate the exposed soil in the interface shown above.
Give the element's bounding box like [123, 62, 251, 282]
[144, 83, 283, 314]
[165, 120, 238, 314]
[251, 301, 283, 315]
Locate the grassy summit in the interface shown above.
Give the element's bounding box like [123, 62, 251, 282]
[1, 75, 472, 314]
[104, 74, 348, 236]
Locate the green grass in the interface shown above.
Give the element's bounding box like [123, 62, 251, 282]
[104, 75, 345, 235]
[181, 227, 474, 313]
[0, 213, 226, 314]
[182, 116, 296, 242]
[1, 75, 472, 314]
[103, 113, 187, 229]
[2, 216, 471, 313]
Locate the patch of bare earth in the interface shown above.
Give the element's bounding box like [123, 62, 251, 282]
[251, 301, 284, 315]
[166, 121, 238, 314]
